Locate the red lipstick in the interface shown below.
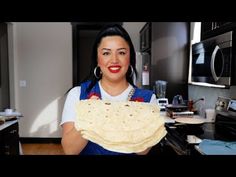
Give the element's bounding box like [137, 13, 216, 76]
[108, 65, 121, 73]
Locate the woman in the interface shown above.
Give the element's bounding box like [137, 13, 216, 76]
[61, 24, 157, 155]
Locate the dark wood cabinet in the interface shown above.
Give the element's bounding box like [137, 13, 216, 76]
[140, 22, 151, 52]
[0, 122, 19, 155]
[201, 22, 236, 40]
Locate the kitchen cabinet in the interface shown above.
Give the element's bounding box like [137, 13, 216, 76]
[0, 121, 19, 155]
[140, 22, 151, 52]
[201, 22, 236, 40]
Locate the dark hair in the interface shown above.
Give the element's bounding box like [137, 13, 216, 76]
[84, 24, 137, 93]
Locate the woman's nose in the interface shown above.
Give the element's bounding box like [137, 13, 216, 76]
[111, 53, 119, 63]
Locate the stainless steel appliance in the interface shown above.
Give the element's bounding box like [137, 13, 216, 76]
[214, 96, 236, 141]
[157, 98, 168, 111]
[191, 30, 235, 88]
[154, 80, 168, 111]
[215, 109, 236, 141]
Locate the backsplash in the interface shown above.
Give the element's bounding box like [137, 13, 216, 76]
[188, 85, 236, 117]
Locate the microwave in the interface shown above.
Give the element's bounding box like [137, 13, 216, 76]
[190, 31, 236, 88]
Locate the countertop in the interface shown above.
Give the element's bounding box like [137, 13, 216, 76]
[0, 112, 22, 131]
[161, 111, 217, 155]
[0, 120, 18, 131]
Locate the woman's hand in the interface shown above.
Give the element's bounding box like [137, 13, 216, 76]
[61, 122, 88, 155]
[136, 147, 151, 155]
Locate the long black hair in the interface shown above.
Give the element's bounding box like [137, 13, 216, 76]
[83, 24, 137, 93]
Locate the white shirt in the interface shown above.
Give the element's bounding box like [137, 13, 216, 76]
[60, 81, 157, 125]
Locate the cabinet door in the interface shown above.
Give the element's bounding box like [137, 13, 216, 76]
[0, 132, 4, 154]
[201, 22, 236, 40]
[140, 23, 151, 52]
[1, 122, 19, 155]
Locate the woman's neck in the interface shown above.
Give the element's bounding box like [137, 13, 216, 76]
[100, 79, 129, 96]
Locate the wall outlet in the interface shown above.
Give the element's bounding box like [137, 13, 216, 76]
[19, 80, 26, 87]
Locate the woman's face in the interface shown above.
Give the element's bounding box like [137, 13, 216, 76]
[97, 36, 130, 82]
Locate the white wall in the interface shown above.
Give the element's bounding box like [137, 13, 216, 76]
[9, 22, 72, 138]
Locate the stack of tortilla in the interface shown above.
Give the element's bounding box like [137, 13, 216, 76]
[74, 99, 167, 153]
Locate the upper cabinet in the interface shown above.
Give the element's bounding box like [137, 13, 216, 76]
[140, 22, 151, 52]
[201, 22, 236, 40]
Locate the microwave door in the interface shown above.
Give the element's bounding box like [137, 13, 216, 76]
[191, 31, 232, 88]
[191, 44, 228, 88]
[211, 45, 224, 82]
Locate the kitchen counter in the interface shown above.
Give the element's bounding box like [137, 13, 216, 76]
[159, 111, 218, 155]
[164, 122, 215, 155]
[147, 111, 208, 155]
[0, 119, 18, 131]
[0, 112, 22, 131]
[0, 120, 20, 155]
[0, 113, 22, 155]
[163, 109, 236, 155]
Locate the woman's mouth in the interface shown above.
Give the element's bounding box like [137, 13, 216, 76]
[108, 66, 121, 73]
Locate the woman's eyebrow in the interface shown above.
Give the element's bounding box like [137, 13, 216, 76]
[101, 48, 111, 51]
[117, 48, 127, 51]
[101, 48, 127, 51]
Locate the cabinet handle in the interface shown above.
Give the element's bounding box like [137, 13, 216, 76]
[212, 22, 218, 30]
[10, 130, 17, 134]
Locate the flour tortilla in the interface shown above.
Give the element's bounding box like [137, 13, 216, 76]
[175, 117, 205, 124]
[81, 124, 166, 146]
[75, 100, 160, 131]
[81, 125, 167, 153]
[76, 116, 164, 143]
[75, 99, 166, 153]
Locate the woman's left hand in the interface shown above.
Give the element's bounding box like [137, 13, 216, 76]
[136, 147, 151, 155]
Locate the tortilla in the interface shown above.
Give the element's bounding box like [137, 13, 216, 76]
[81, 125, 167, 153]
[75, 99, 167, 153]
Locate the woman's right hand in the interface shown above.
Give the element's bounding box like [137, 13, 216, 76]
[61, 122, 88, 155]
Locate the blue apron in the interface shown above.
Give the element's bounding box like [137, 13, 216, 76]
[79, 81, 153, 155]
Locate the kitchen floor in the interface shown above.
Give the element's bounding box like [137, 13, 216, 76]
[21, 143, 65, 155]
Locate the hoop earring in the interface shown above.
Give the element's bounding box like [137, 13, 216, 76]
[129, 65, 134, 77]
[94, 66, 101, 79]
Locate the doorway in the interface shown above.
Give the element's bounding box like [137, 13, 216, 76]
[0, 22, 10, 111]
[71, 22, 122, 86]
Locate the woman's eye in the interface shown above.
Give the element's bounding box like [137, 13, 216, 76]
[119, 51, 126, 55]
[103, 52, 110, 56]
